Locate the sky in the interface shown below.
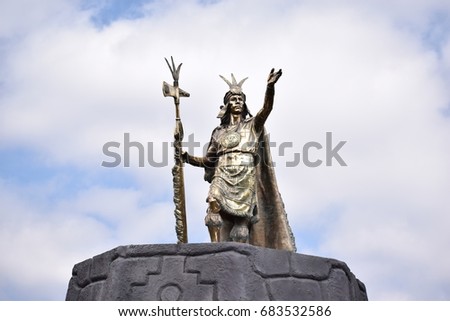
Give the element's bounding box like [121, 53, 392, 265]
[0, 0, 450, 300]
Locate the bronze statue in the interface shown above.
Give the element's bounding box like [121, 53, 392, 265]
[183, 69, 296, 252]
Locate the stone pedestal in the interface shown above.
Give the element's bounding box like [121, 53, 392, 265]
[66, 243, 367, 301]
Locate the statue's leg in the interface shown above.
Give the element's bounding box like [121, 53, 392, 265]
[229, 217, 250, 243]
[220, 216, 233, 242]
[204, 200, 223, 243]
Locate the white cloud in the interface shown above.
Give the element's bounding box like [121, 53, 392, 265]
[1, 0, 450, 300]
[0, 0, 80, 38]
[0, 176, 177, 299]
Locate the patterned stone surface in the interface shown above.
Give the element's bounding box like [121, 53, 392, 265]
[65, 243, 368, 301]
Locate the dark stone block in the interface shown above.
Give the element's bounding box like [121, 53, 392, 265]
[291, 253, 332, 279]
[73, 258, 92, 288]
[323, 268, 351, 300]
[65, 277, 80, 300]
[268, 278, 323, 300]
[66, 243, 368, 301]
[253, 247, 291, 276]
[90, 249, 117, 281]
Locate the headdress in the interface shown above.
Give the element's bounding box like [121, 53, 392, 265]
[217, 74, 250, 118]
[220, 73, 248, 95]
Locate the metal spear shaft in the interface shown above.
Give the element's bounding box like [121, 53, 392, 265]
[162, 57, 190, 243]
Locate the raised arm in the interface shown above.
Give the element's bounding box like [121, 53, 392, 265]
[254, 68, 282, 133]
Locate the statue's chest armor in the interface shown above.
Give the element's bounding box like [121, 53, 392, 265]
[216, 121, 259, 154]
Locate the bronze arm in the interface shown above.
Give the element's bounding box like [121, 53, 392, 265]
[184, 152, 205, 167]
[254, 68, 282, 132]
[183, 152, 217, 168]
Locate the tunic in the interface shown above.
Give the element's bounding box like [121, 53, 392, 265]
[205, 117, 262, 218]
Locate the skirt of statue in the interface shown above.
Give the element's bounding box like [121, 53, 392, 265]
[208, 164, 256, 218]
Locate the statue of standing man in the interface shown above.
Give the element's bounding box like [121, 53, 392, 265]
[183, 68, 296, 252]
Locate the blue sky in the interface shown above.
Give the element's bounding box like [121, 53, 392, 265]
[1, 0, 450, 300]
[81, 0, 150, 27]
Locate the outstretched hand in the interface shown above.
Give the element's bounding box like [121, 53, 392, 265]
[267, 68, 282, 86]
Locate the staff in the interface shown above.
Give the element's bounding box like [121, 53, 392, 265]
[162, 56, 190, 243]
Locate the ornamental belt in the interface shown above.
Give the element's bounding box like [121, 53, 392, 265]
[217, 152, 256, 167]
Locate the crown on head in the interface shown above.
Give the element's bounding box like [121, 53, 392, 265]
[219, 73, 248, 94]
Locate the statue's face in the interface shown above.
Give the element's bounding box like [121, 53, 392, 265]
[229, 94, 244, 115]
